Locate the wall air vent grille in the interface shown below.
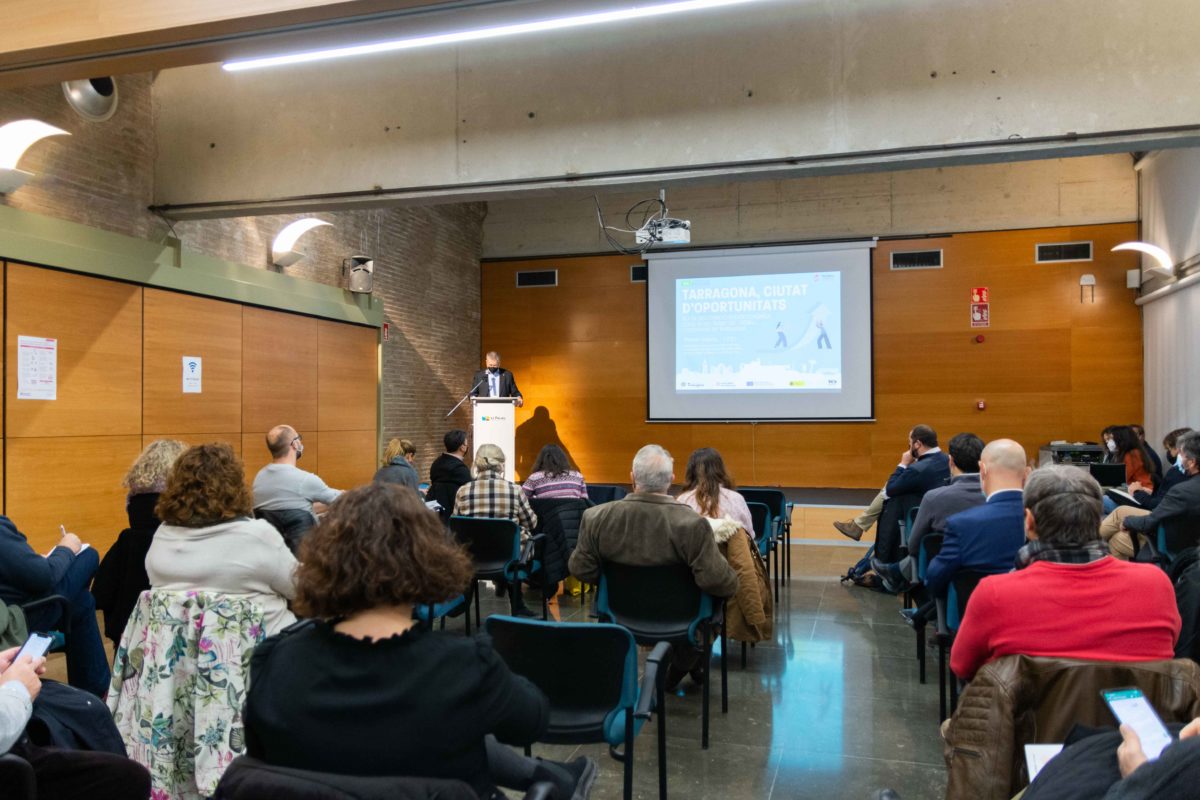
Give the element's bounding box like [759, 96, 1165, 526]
[1036, 241, 1093, 263]
[890, 249, 943, 270]
[515, 269, 558, 288]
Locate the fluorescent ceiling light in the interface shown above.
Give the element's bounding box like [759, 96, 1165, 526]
[1113, 241, 1174, 277]
[0, 119, 70, 171]
[224, 0, 766, 72]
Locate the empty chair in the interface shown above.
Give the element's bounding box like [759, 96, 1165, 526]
[738, 487, 792, 579]
[486, 615, 669, 800]
[745, 501, 779, 604]
[597, 561, 727, 749]
[449, 516, 545, 629]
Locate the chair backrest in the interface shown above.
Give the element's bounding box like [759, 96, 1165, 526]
[215, 755, 480, 800]
[587, 483, 628, 505]
[1161, 515, 1200, 560]
[448, 516, 521, 577]
[738, 488, 787, 525]
[254, 507, 315, 554]
[110, 590, 268, 798]
[485, 616, 636, 735]
[946, 569, 989, 631]
[917, 533, 945, 582]
[597, 561, 712, 644]
[745, 501, 772, 547]
[901, 505, 921, 538]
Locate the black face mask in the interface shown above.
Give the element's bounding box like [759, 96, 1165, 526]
[488, 366, 500, 374]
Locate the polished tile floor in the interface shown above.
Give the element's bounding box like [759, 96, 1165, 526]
[492, 544, 949, 800]
[47, 544, 947, 799]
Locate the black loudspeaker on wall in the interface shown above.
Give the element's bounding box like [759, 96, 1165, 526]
[343, 256, 373, 294]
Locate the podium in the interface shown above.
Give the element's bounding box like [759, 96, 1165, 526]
[471, 397, 518, 481]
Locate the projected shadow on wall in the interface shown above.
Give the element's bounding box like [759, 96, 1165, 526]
[514, 406, 577, 481]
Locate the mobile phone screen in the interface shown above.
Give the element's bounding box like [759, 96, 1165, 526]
[1103, 687, 1173, 760]
[13, 632, 54, 665]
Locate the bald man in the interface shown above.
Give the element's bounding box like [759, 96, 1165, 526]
[924, 439, 1030, 597]
[252, 424, 342, 549]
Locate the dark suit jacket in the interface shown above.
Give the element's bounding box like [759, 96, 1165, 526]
[925, 489, 1026, 596]
[568, 493, 737, 598]
[885, 450, 952, 500]
[906, 473, 986, 554]
[1124, 472, 1200, 532]
[1134, 466, 1188, 510]
[428, 454, 473, 518]
[470, 368, 521, 399]
[0, 515, 75, 606]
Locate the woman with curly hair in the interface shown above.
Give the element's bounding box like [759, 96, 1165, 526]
[146, 442, 298, 634]
[242, 482, 596, 799]
[93, 439, 190, 643]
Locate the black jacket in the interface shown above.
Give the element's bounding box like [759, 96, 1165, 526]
[23, 680, 126, 754]
[0, 516, 75, 606]
[470, 368, 521, 400]
[428, 454, 472, 520]
[93, 493, 160, 644]
[1134, 466, 1189, 510]
[1124, 472, 1200, 533]
[529, 498, 591, 587]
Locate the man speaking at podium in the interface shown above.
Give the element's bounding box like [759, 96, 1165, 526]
[471, 351, 524, 407]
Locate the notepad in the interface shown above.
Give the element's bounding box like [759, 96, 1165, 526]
[1025, 743, 1064, 781]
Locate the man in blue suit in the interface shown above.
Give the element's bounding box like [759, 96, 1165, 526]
[925, 439, 1030, 598]
[870, 425, 952, 563]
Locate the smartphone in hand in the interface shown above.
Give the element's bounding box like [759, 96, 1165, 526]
[12, 632, 54, 666]
[1102, 687, 1174, 760]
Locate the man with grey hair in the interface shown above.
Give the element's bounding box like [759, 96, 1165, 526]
[471, 351, 523, 407]
[950, 465, 1179, 681]
[569, 444, 737, 686]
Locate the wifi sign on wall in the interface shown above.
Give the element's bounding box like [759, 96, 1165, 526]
[182, 356, 203, 394]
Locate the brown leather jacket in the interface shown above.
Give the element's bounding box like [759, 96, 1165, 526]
[943, 655, 1200, 800]
[708, 518, 773, 643]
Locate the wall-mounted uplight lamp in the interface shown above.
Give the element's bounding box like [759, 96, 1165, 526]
[271, 218, 332, 268]
[0, 119, 71, 194]
[1112, 241, 1175, 282]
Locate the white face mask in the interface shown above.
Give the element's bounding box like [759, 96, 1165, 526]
[1178, 454, 1186, 471]
[1106, 439, 1118, 453]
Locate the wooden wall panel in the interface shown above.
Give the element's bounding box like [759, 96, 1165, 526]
[318, 430, 377, 491]
[143, 289, 242, 434]
[6, 263, 142, 437]
[482, 222, 1143, 487]
[317, 319, 378, 431]
[242, 306, 319, 435]
[141, 434, 242, 456]
[6, 436, 143, 554]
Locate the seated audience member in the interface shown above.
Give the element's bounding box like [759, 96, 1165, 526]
[242, 483, 596, 800]
[951, 465, 1179, 681]
[1108, 430, 1200, 559]
[675, 447, 756, 539]
[373, 437, 420, 491]
[1126, 426, 1193, 509]
[1108, 425, 1157, 489]
[0, 519, 108, 697]
[1023, 717, 1200, 800]
[834, 424, 950, 544]
[921, 438, 1029, 597]
[569, 444, 737, 687]
[454, 444, 539, 617]
[428, 429, 473, 518]
[1132, 423, 1164, 477]
[870, 432, 985, 598]
[252, 424, 342, 548]
[1, 646, 151, 799]
[94, 438, 188, 644]
[522, 444, 588, 500]
[149, 443, 299, 635]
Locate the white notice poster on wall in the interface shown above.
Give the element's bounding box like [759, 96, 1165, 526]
[182, 356, 202, 394]
[17, 336, 57, 400]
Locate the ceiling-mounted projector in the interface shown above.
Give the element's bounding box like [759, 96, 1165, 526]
[595, 189, 691, 255]
[635, 217, 691, 245]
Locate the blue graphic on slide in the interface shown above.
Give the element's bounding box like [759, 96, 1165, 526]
[675, 272, 842, 392]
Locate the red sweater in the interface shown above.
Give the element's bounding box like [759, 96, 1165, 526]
[951, 557, 1180, 680]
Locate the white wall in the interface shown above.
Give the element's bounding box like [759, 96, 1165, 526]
[1138, 148, 1200, 443]
[483, 154, 1136, 257]
[152, 0, 1200, 213]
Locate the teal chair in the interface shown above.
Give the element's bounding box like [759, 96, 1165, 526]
[485, 616, 670, 800]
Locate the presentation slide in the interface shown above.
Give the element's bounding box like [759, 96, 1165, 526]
[646, 242, 874, 421]
[676, 271, 842, 393]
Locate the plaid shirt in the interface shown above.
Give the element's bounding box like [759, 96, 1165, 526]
[453, 474, 538, 540]
[1014, 539, 1109, 570]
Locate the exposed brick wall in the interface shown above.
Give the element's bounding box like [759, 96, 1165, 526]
[0, 75, 486, 475]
